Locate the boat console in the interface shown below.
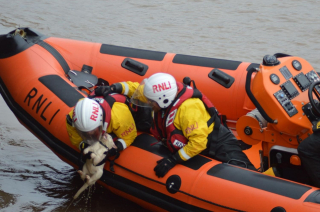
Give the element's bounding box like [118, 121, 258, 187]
[236, 53, 320, 184]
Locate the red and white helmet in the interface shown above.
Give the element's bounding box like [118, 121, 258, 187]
[143, 73, 178, 109]
[72, 98, 103, 144]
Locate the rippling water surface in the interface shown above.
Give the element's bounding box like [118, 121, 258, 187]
[0, 0, 320, 211]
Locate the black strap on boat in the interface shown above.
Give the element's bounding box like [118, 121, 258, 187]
[36, 40, 70, 75]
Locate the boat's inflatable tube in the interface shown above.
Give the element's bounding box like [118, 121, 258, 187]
[0, 28, 258, 132]
[1, 28, 320, 212]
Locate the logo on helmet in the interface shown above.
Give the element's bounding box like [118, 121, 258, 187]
[152, 81, 172, 93]
[90, 102, 100, 121]
[73, 110, 78, 123]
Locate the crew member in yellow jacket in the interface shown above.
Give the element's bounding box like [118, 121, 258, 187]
[110, 73, 256, 178]
[66, 92, 137, 157]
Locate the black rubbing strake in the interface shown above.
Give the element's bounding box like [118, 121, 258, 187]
[173, 54, 241, 70]
[207, 164, 311, 199]
[100, 44, 166, 61]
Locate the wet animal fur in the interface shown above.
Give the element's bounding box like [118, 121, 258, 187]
[74, 134, 115, 199]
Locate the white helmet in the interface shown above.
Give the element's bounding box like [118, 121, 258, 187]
[143, 73, 178, 109]
[73, 98, 103, 144]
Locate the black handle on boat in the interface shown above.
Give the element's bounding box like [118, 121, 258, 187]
[227, 159, 248, 168]
[245, 67, 276, 124]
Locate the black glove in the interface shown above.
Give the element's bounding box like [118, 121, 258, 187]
[108, 148, 118, 157]
[154, 156, 177, 178]
[110, 83, 123, 94]
[94, 86, 111, 97]
[108, 140, 124, 157]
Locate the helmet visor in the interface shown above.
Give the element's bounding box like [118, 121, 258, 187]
[130, 80, 152, 107]
[76, 125, 103, 145]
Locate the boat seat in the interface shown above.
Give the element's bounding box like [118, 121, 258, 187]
[269, 145, 300, 167]
[269, 145, 311, 184]
[67, 70, 98, 88]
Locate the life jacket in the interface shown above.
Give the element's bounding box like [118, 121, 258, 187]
[150, 82, 220, 153]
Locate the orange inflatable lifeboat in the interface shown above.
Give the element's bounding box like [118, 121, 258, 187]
[1, 28, 320, 212]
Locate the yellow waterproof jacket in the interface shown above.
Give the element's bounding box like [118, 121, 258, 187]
[66, 100, 137, 150]
[173, 98, 214, 161]
[119, 81, 214, 161]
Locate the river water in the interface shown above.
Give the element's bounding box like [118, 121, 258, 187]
[0, 0, 319, 211]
